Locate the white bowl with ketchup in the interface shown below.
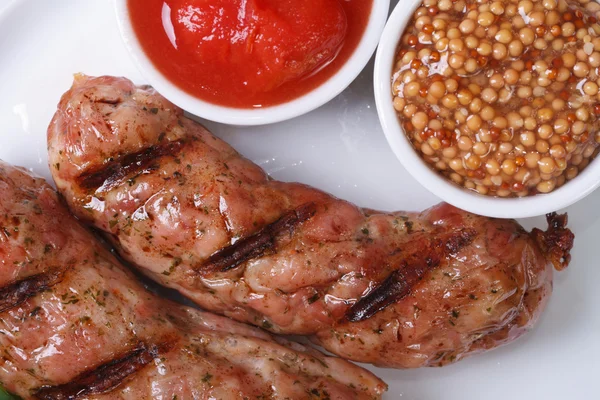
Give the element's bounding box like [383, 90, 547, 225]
[115, 0, 389, 126]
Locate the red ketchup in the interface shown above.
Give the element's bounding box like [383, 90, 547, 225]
[128, 0, 373, 108]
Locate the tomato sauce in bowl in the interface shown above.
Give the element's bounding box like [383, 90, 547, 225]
[128, 0, 373, 108]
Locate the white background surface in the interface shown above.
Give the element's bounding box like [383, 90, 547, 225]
[0, 0, 598, 398]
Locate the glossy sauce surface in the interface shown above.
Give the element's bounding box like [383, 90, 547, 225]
[128, 0, 373, 108]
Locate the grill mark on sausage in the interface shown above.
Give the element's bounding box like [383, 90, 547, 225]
[200, 203, 318, 273]
[346, 228, 477, 322]
[76, 140, 184, 193]
[34, 342, 163, 400]
[0, 270, 64, 313]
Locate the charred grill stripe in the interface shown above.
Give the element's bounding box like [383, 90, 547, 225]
[346, 269, 417, 322]
[201, 203, 318, 273]
[346, 228, 477, 322]
[76, 140, 184, 192]
[0, 270, 63, 313]
[34, 342, 161, 400]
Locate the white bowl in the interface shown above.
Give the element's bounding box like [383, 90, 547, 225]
[374, 0, 600, 219]
[115, 0, 389, 126]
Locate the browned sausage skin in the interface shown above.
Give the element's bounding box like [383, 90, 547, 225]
[48, 75, 574, 368]
[0, 161, 386, 399]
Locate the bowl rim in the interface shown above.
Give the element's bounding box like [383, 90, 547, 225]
[114, 0, 390, 126]
[374, 0, 600, 219]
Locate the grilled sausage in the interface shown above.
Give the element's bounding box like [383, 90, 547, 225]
[0, 161, 386, 399]
[48, 75, 574, 368]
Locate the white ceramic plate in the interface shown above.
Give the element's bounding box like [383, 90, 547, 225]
[0, 1, 598, 399]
